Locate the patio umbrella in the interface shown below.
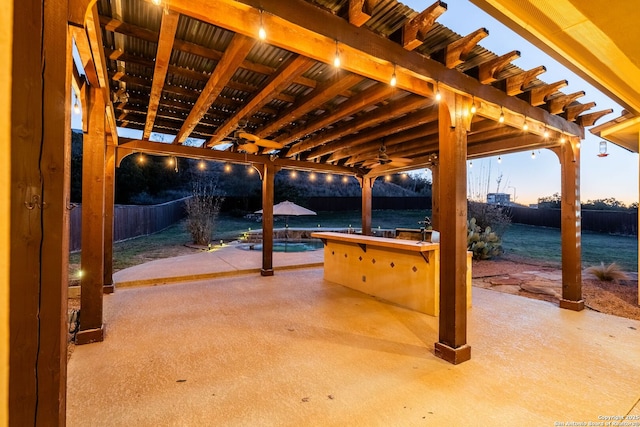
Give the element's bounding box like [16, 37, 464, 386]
[255, 200, 317, 229]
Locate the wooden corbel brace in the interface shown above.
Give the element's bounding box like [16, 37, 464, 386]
[349, 0, 379, 27]
[576, 108, 614, 127]
[562, 101, 595, 122]
[394, 0, 447, 51]
[432, 27, 489, 68]
[518, 80, 568, 106]
[493, 65, 546, 95]
[466, 50, 520, 84]
[545, 91, 585, 114]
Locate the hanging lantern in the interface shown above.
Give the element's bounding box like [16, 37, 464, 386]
[597, 140, 609, 157]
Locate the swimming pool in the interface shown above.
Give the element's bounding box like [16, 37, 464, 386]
[237, 239, 324, 253]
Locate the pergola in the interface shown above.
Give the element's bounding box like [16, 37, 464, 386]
[2, 0, 618, 424]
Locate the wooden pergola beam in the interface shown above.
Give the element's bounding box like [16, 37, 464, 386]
[175, 34, 256, 144]
[249, 73, 364, 140]
[519, 80, 568, 106]
[493, 65, 546, 96]
[277, 83, 395, 146]
[348, 0, 379, 27]
[320, 107, 439, 161]
[166, 0, 582, 137]
[432, 28, 489, 68]
[465, 50, 520, 84]
[576, 108, 614, 127]
[562, 101, 596, 122]
[285, 94, 430, 157]
[209, 55, 316, 145]
[393, 0, 447, 51]
[545, 91, 585, 115]
[100, 15, 318, 89]
[143, 10, 180, 140]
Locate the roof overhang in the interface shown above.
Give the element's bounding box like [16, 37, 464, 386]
[591, 111, 640, 153]
[469, 0, 640, 116]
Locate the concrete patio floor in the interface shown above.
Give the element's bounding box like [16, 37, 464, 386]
[68, 247, 640, 426]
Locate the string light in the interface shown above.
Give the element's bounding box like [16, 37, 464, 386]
[401, 173, 407, 179]
[531, 151, 536, 160]
[198, 160, 206, 170]
[309, 172, 316, 181]
[389, 64, 397, 87]
[522, 117, 528, 131]
[560, 135, 567, 144]
[469, 160, 473, 168]
[326, 174, 333, 182]
[73, 95, 80, 115]
[470, 97, 477, 114]
[543, 127, 550, 138]
[498, 107, 505, 123]
[497, 156, 502, 164]
[290, 170, 297, 179]
[258, 10, 267, 40]
[576, 142, 581, 149]
[342, 176, 348, 183]
[152, 0, 161, 5]
[435, 82, 441, 102]
[384, 174, 391, 181]
[333, 40, 341, 68]
[224, 163, 232, 172]
[137, 153, 145, 164]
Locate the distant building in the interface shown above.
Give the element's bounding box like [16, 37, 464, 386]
[486, 192, 511, 205]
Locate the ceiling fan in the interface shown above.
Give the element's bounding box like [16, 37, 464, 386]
[235, 132, 285, 154]
[364, 141, 413, 168]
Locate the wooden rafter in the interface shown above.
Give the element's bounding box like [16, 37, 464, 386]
[321, 107, 439, 162]
[432, 28, 489, 68]
[392, 1, 447, 51]
[562, 101, 595, 122]
[493, 65, 546, 96]
[465, 50, 520, 84]
[251, 73, 364, 140]
[209, 55, 316, 145]
[143, 10, 180, 140]
[285, 95, 430, 157]
[518, 80, 568, 106]
[576, 108, 613, 127]
[276, 83, 395, 146]
[175, 34, 256, 145]
[545, 91, 585, 114]
[100, 16, 318, 89]
[348, 0, 379, 27]
[467, 134, 554, 158]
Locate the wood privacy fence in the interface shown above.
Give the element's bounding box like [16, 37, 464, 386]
[69, 197, 188, 251]
[503, 206, 638, 236]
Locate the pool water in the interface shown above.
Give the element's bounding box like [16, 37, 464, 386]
[238, 240, 324, 253]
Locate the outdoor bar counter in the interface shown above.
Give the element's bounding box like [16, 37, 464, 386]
[311, 232, 471, 316]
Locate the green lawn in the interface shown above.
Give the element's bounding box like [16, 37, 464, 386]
[70, 210, 639, 275]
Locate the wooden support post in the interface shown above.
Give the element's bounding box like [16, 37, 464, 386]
[261, 163, 275, 276]
[103, 142, 116, 294]
[8, 0, 71, 422]
[77, 87, 107, 344]
[429, 163, 440, 230]
[434, 92, 471, 364]
[360, 176, 374, 235]
[558, 141, 584, 311]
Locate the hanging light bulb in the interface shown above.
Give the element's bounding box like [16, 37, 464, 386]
[522, 117, 528, 131]
[342, 176, 348, 183]
[309, 172, 316, 181]
[531, 151, 536, 159]
[497, 156, 502, 164]
[198, 160, 206, 170]
[333, 40, 341, 68]
[469, 160, 473, 168]
[435, 82, 441, 102]
[258, 10, 267, 40]
[543, 127, 550, 138]
[137, 153, 145, 164]
[576, 141, 581, 149]
[470, 97, 477, 114]
[326, 174, 333, 182]
[498, 107, 505, 123]
[290, 170, 297, 179]
[389, 64, 397, 87]
[560, 135, 567, 144]
[152, 0, 162, 5]
[73, 96, 80, 115]
[224, 162, 232, 172]
[248, 165, 255, 175]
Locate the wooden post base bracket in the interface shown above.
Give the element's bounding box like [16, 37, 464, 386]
[75, 325, 105, 345]
[261, 268, 274, 277]
[103, 283, 115, 294]
[434, 342, 471, 365]
[559, 299, 585, 311]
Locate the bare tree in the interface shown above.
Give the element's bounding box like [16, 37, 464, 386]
[185, 174, 224, 245]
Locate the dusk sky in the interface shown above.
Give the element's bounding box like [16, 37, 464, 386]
[72, 0, 638, 206]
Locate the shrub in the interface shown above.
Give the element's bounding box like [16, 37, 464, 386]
[185, 177, 224, 245]
[467, 201, 511, 236]
[467, 217, 503, 260]
[585, 262, 629, 282]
